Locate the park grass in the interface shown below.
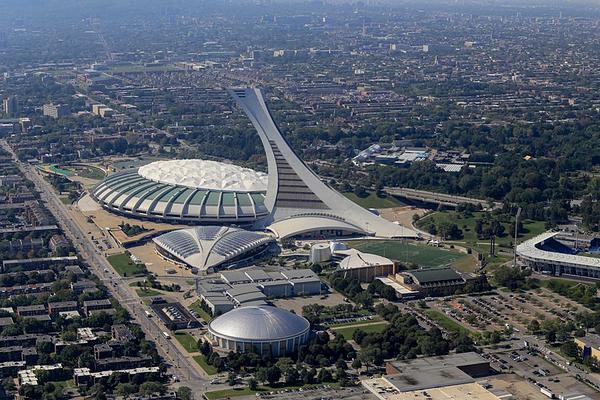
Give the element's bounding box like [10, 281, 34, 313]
[174, 332, 198, 353]
[75, 165, 106, 180]
[189, 300, 213, 322]
[425, 309, 472, 336]
[135, 288, 162, 298]
[331, 321, 389, 340]
[107, 252, 147, 277]
[416, 211, 546, 250]
[193, 354, 217, 375]
[343, 190, 405, 209]
[346, 239, 468, 268]
[59, 196, 72, 205]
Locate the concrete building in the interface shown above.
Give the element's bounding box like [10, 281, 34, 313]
[394, 267, 466, 296]
[92, 160, 269, 226]
[517, 231, 600, 279]
[309, 243, 332, 264]
[363, 353, 498, 400]
[337, 251, 395, 282]
[2, 96, 18, 118]
[42, 103, 70, 119]
[575, 335, 600, 360]
[207, 306, 310, 356]
[83, 299, 112, 317]
[47, 301, 78, 316]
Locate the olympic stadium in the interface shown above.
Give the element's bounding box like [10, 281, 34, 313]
[91, 159, 269, 225]
[91, 88, 417, 242]
[153, 226, 275, 273]
[207, 305, 310, 356]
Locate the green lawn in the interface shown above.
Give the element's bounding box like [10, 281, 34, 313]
[416, 211, 547, 250]
[59, 196, 72, 205]
[107, 252, 147, 277]
[425, 309, 472, 336]
[193, 355, 217, 375]
[347, 239, 468, 267]
[331, 322, 389, 340]
[135, 288, 162, 298]
[189, 300, 213, 321]
[343, 190, 406, 209]
[174, 332, 198, 353]
[75, 165, 106, 180]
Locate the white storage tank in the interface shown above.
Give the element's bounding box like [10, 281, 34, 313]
[310, 243, 332, 264]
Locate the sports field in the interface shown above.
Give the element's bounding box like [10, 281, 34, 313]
[347, 240, 468, 267]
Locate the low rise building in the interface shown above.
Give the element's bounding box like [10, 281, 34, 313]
[83, 299, 112, 317]
[48, 301, 78, 316]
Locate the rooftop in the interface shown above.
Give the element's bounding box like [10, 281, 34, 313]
[138, 159, 267, 192]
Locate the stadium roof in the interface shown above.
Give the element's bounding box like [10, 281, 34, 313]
[138, 159, 267, 192]
[208, 305, 310, 341]
[91, 159, 268, 224]
[517, 231, 600, 269]
[153, 226, 274, 272]
[339, 251, 394, 270]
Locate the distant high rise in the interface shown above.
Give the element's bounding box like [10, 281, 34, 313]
[43, 103, 70, 119]
[2, 96, 18, 117]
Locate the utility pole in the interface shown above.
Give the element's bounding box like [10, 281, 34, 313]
[513, 207, 522, 267]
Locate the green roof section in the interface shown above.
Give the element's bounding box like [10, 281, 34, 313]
[173, 188, 195, 204]
[205, 192, 221, 206]
[407, 267, 462, 284]
[188, 190, 207, 206]
[237, 193, 252, 207]
[222, 193, 235, 207]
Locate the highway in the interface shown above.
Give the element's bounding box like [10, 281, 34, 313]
[0, 140, 209, 394]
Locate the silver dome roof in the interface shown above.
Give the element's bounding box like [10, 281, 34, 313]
[208, 306, 310, 341]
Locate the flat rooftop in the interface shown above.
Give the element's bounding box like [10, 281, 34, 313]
[362, 379, 504, 400]
[385, 367, 474, 393]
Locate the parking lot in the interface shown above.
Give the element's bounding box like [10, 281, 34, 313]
[428, 288, 587, 334]
[484, 344, 600, 399]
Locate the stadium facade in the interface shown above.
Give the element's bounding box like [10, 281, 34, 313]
[91, 159, 268, 225]
[517, 231, 600, 279]
[207, 305, 310, 356]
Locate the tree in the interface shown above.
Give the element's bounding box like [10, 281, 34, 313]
[352, 358, 362, 373]
[317, 368, 333, 383]
[177, 386, 192, 400]
[265, 366, 281, 386]
[139, 381, 164, 396]
[248, 378, 258, 391]
[561, 341, 580, 359]
[115, 383, 137, 398]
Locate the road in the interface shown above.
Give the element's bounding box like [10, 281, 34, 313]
[0, 140, 210, 394]
[386, 187, 502, 210]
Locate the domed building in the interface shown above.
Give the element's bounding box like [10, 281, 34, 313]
[207, 306, 310, 356]
[152, 226, 274, 273]
[91, 159, 268, 225]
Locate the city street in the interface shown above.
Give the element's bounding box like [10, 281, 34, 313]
[0, 139, 211, 394]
